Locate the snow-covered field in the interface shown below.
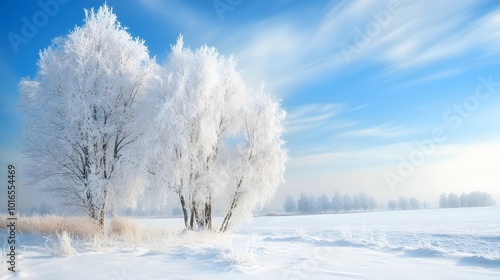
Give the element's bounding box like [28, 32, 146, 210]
[2, 207, 500, 279]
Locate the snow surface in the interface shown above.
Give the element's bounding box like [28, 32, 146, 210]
[2, 207, 500, 279]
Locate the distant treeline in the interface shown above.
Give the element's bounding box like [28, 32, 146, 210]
[386, 196, 430, 211]
[284, 192, 377, 213]
[439, 191, 496, 208]
[284, 190, 496, 214]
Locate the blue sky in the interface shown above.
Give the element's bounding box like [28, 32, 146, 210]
[1, 0, 500, 211]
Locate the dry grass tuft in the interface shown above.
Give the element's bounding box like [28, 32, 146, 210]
[0, 214, 99, 239]
[109, 216, 139, 237]
[0, 214, 237, 255]
[50, 231, 77, 256]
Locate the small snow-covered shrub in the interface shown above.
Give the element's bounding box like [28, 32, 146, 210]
[215, 234, 258, 267]
[219, 246, 256, 267]
[230, 247, 256, 266]
[90, 234, 104, 251]
[50, 231, 77, 256]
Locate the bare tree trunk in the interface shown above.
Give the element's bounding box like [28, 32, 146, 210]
[220, 192, 242, 232]
[98, 204, 105, 230]
[220, 178, 243, 232]
[98, 189, 107, 232]
[196, 205, 205, 229]
[179, 194, 189, 229]
[85, 188, 107, 232]
[189, 200, 198, 230]
[86, 203, 105, 233]
[204, 195, 212, 230]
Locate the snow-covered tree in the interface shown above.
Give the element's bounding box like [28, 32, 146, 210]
[352, 194, 362, 212]
[367, 196, 377, 211]
[298, 193, 312, 213]
[318, 193, 330, 213]
[447, 193, 460, 208]
[284, 195, 297, 213]
[439, 191, 495, 208]
[422, 200, 431, 209]
[466, 191, 495, 207]
[460, 193, 468, 208]
[398, 196, 409, 210]
[387, 199, 397, 210]
[20, 5, 156, 229]
[354, 193, 373, 212]
[331, 191, 343, 213]
[145, 36, 244, 230]
[439, 193, 448, 208]
[220, 90, 287, 231]
[144, 36, 287, 232]
[342, 194, 353, 212]
[409, 197, 420, 210]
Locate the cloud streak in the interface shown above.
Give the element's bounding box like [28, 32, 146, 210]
[136, 0, 500, 95]
[336, 124, 412, 139]
[285, 103, 345, 134]
[226, 0, 500, 93]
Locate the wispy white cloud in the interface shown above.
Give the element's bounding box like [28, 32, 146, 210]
[284, 103, 415, 157]
[227, 0, 500, 92]
[288, 142, 405, 169]
[336, 124, 412, 139]
[284, 103, 350, 134]
[136, 0, 500, 94]
[382, 4, 500, 72]
[287, 103, 342, 122]
[348, 104, 367, 111]
[394, 69, 463, 88]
